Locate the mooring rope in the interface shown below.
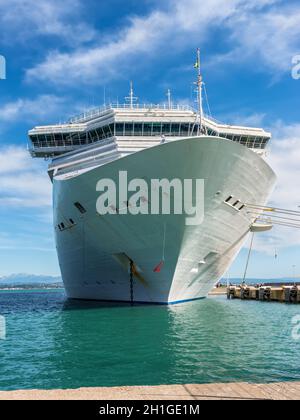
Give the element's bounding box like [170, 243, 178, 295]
[242, 232, 255, 284]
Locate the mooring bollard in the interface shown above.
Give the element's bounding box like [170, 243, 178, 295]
[241, 287, 250, 300]
[227, 287, 236, 300]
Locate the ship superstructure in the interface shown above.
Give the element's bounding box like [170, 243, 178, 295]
[29, 102, 270, 158]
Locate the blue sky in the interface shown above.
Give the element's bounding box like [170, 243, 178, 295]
[0, 0, 299, 278]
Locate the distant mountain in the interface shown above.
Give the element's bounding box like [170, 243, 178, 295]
[0, 274, 297, 289]
[0, 274, 62, 286]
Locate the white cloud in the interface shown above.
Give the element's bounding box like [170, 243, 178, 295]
[221, 113, 268, 128]
[0, 0, 96, 45]
[26, 0, 285, 86]
[0, 231, 54, 253]
[0, 95, 65, 123]
[253, 122, 300, 252]
[218, 3, 300, 75]
[268, 122, 300, 210]
[0, 95, 86, 129]
[0, 147, 30, 174]
[0, 146, 51, 208]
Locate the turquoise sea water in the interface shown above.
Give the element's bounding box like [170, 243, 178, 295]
[0, 289, 300, 391]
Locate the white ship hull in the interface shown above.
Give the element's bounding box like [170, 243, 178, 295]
[53, 137, 276, 304]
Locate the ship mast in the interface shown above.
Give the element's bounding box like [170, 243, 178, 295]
[125, 81, 138, 109]
[195, 48, 204, 136]
[167, 89, 172, 109]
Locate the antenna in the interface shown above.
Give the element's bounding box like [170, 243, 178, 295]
[166, 89, 172, 109]
[103, 86, 106, 106]
[125, 81, 138, 109]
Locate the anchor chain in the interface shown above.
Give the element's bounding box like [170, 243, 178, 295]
[130, 260, 134, 306]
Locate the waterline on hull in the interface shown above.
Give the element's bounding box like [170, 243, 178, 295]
[68, 296, 207, 306]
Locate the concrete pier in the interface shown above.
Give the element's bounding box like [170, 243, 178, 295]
[227, 285, 300, 303]
[1, 382, 300, 400]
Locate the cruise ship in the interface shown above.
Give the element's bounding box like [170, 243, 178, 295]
[28, 54, 276, 304]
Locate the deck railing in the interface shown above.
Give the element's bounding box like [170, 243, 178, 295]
[68, 103, 195, 124]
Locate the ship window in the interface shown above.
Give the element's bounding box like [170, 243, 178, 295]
[162, 123, 171, 135]
[101, 126, 108, 137]
[103, 125, 112, 138]
[124, 123, 133, 136]
[78, 132, 88, 144]
[256, 138, 262, 148]
[88, 130, 96, 143]
[99, 127, 106, 139]
[73, 133, 82, 146]
[171, 123, 180, 136]
[143, 123, 152, 136]
[262, 137, 269, 147]
[95, 129, 101, 142]
[65, 134, 71, 146]
[180, 123, 190, 136]
[30, 135, 38, 147]
[246, 137, 254, 147]
[74, 202, 87, 214]
[94, 130, 99, 142]
[62, 133, 69, 145]
[134, 123, 143, 136]
[115, 123, 124, 136]
[54, 133, 63, 145]
[34, 135, 42, 146]
[62, 134, 66, 144]
[66, 134, 74, 146]
[190, 124, 200, 136]
[152, 122, 162, 135]
[45, 134, 53, 145]
[109, 124, 114, 137]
